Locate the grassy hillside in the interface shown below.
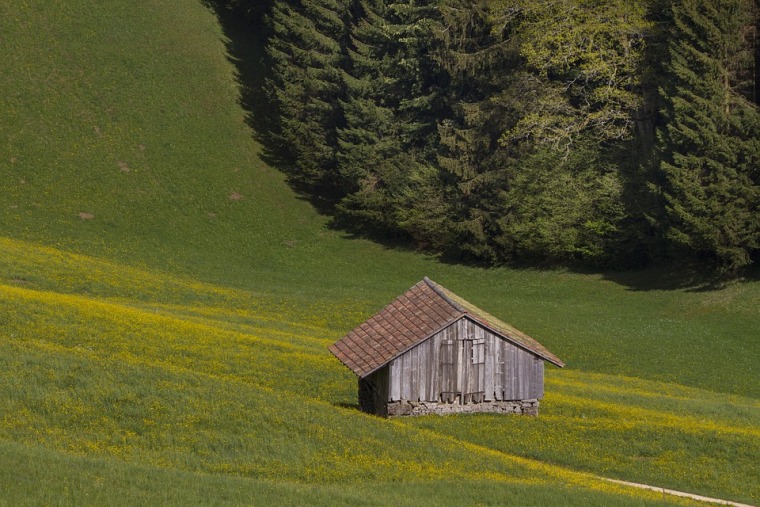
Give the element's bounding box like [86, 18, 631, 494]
[1, 0, 759, 505]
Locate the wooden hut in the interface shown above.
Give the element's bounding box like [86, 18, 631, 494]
[329, 277, 564, 417]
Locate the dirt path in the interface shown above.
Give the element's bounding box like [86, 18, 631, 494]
[600, 478, 755, 507]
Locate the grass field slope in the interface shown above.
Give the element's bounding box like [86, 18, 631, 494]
[1, 1, 759, 505]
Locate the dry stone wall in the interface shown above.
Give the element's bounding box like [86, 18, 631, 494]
[385, 399, 539, 417]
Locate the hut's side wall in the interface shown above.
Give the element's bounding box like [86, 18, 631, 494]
[359, 366, 389, 416]
[388, 324, 445, 402]
[387, 317, 544, 405]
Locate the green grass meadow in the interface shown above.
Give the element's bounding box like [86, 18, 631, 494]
[1, 1, 759, 505]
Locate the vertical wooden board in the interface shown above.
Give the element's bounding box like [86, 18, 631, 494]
[411, 351, 416, 401]
[511, 344, 519, 399]
[397, 358, 405, 401]
[427, 340, 434, 396]
[414, 344, 422, 402]
[426, 337, 435, 400]
[389, 359, 400, 401]
[493, 335, 502, 400]
[394, 356, 402, 401]
[518, 348, 526, 398]
[382, 367, 387, 403]
[417, 343, 427, 402]
[513, 348, 521, 399]
[516, 348, 528, 399]
[502, 342, 511, 399]
[484, 334, 494, 401]
[401, 352, 411, 400]
[456, 335, 464, 402]
[515, 348, 536, 399]
[437, 326, 448, 399]
[464, 340, 473, 397]
[440, 338, 454, 402]
[538, 359, 544, 399]
[474, 321, 484, 341]
[430, 333, 440, 401]
[503, 341, 510, 399]
[477, 342, 485, 396]
[527, 355, 539, 400]
[401, 353, 409, 401]
[426, 338, 435, 401]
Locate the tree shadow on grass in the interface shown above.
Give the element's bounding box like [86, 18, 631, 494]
[202, 1, 278, 161]
[593, 261, 760, 292]
[200, 0, 336, 213]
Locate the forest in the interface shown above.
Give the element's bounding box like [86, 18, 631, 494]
[238, 0, 759, 272]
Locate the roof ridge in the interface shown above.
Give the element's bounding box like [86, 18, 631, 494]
[422, 276, 467, 314]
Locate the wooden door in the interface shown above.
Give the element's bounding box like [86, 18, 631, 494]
[462, 339, 485, 403]
[440, 339, 457, 403]
[440, 338, 485, 404]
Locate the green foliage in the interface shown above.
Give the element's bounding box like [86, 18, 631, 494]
[266, 0, 353, 195]
[501, 0, 651, 150]
[433, 0, 515, 261]
[255, 0, 760, 272]
[656, 0, 760, 271]
[335, 0, 445, 237]
[497, 145, 626, 263]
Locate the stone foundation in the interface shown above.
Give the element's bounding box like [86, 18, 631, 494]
[385, 399, 539, 417]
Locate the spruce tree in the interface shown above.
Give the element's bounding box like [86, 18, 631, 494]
[335, 0, 449, 242]
[267, 0, 353, 197]
[657, 0, 760, 271]
[432, 0, 517, 261]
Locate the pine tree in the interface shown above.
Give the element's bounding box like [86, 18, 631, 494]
[267, 0, 353, 198]
[657, 0, 760, 271]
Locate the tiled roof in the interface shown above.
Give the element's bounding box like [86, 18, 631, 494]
[329, 277, 564, 378]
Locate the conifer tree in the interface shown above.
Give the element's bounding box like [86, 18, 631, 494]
[267, 0, 353, 197]
[657, 0, 760, 271]
[433, 0, 516, 261]
[335, 0, 449, 242]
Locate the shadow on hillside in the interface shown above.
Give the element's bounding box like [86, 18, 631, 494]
[202, 0, 342, 215]
[201, 2, 288, 177]
[594, 262, 760, 292]
[202, 0, 429, 243]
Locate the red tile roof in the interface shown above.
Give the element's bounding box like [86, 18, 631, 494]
[329, 277, 564, 378]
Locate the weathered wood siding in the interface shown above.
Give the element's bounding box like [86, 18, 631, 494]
[359, 366, 390, 415]
[386, 317, 543, 403]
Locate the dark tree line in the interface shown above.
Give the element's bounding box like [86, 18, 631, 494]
[238, 0, 760, 272]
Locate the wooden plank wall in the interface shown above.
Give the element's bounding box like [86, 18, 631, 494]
[359, 367, 391, 414]
[386, 317, 544, 403]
